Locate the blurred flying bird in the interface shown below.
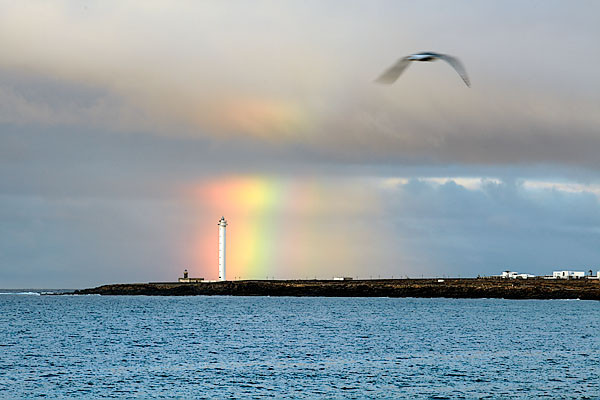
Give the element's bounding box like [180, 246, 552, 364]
[376, 52, 470, 87]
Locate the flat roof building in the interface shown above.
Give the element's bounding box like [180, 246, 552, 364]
[552, 270, 585, 279]
[501, 271, 535, 279]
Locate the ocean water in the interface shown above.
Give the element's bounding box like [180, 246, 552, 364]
[0, 294, 599, 399]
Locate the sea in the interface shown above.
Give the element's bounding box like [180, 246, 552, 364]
[1, 291, 599, 399]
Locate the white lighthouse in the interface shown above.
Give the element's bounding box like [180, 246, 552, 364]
[218, 216, 227, 281]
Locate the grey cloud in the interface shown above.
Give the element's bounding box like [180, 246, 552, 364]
[382, 180, 600, 277]
[1, 2, 599, 171]
[0, 122, 334, 201]
[0, 194, 194, 288]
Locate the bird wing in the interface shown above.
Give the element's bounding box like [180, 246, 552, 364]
[438, 54, 470, 87]
[375, 57, 411, 84]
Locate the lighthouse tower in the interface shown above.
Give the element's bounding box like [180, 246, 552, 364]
[218, 216, 227, 281]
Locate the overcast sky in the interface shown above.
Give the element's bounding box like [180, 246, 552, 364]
[1, 1, 600, 288]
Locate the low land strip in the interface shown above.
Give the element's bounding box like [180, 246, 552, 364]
[70, 278, 600, 300]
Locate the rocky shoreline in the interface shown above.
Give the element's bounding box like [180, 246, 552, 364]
[70, 278, 600, 300]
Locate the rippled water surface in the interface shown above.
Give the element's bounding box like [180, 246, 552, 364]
[1, 294, 599, 399]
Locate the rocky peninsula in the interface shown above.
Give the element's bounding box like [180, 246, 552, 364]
[71, 278, 600, 300]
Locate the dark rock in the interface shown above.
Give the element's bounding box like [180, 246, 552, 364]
[68, 278, 600, 300]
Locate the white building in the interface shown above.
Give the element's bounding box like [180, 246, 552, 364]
[516, 273, 535, 279]
[501, 271, 535, 279]
[552, 270, 585, 279]
[218, 216, 227, 281]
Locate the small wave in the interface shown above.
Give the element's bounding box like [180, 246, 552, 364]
[0, 292, 41, 296]
[70, 293, 101, 296]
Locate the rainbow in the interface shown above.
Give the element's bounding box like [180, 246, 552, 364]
[185, 175, 387, 280]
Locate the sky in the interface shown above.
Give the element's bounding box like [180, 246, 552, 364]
[1, 1, 600, 288]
